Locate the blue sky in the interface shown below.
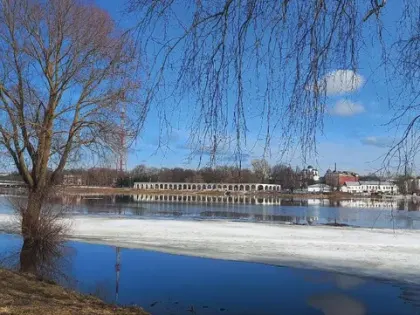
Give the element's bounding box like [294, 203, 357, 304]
[96, 1, 413, 175]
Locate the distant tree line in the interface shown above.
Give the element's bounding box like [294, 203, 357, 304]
[43, 159, 306, 189]
[116, 160, 315, 190]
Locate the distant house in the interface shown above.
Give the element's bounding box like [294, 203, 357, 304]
[340, 181, 362, 194]
[62, 174, 84, 186]
[341, 181, 398, 194]
[307, 184, 331, 193]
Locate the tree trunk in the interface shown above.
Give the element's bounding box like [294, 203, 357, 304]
[20, 189, 45, 274]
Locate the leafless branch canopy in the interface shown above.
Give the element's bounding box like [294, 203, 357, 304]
[0, 0, 144, 189]
[129, 0, 418, 168]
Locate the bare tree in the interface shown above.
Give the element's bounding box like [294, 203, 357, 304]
[271, 164, 299, 191]
[8, 189, 74, 279]
[0, 0, 143, 272]
[251, 159, 270, 183]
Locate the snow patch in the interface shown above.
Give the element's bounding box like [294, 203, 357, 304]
[1, 214, 420, 284]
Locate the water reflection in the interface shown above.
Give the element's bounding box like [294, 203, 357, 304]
[308, 294, 366, 315]
[57, 194, 420, 230]
[2, 195, 420, 230]
[59, 193, 420, 210]
[133, 193, 283, 205]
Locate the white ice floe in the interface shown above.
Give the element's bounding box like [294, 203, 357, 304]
[1, 213, 420, 284]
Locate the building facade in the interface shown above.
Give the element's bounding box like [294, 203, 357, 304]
[307, 184, 331, 193]
[325, 170, 359, 188]
[341, 181, 398, 194]
[133, 182, 281, 192]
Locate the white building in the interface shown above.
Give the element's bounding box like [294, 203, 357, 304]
[307, 184, 331, 193]
[341, 181, 398, 194]
[302, 165, 320, 182]
[360, 181, 398, 194]
[133, 182, 281, 192]
[340, 181, 362, 194]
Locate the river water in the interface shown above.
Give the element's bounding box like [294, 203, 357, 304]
[1, 233, 420, 315]
[1, 194, 420, 314]
[46, 194, 420, 230]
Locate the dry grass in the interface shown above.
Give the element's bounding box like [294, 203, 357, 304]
[0, 268, 148, 315]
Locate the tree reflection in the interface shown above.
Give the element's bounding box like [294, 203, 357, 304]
[308, 293, 366, 315]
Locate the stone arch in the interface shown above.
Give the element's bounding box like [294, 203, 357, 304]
[217, 184, 222, 190]
[207, 184, 212, 190]
[223, 185, 227, 190]
[251, 185, 256, 191]
[192, 184, 197, 190]
[212, 184, 217, 190]
[183, 184, 187, 190]
[169, 184, 173, 189]
[228, 185, 233, 191]
[239, 185, 244, 191]
[155, 184, 159, 189]
[234, 185, 238, 191]
[197, 184, 201, 190]
[245, 185, 250, 191]
[258, 185, 264, 191]
[160, 184, 163, 189]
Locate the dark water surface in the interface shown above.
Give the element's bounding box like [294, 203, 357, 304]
[1, 233, 420, 315]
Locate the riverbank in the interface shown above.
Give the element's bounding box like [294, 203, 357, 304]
[0, 268, 148, 315]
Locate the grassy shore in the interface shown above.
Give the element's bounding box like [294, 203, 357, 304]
[0, 268, 148, 315]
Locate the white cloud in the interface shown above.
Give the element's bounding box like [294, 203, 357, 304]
[330, 99, 365, 116]
[321, 69, 365, 96]
[360, 136, 392, 148]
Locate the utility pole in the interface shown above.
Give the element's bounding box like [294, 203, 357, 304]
[116, 104, 127, 175]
